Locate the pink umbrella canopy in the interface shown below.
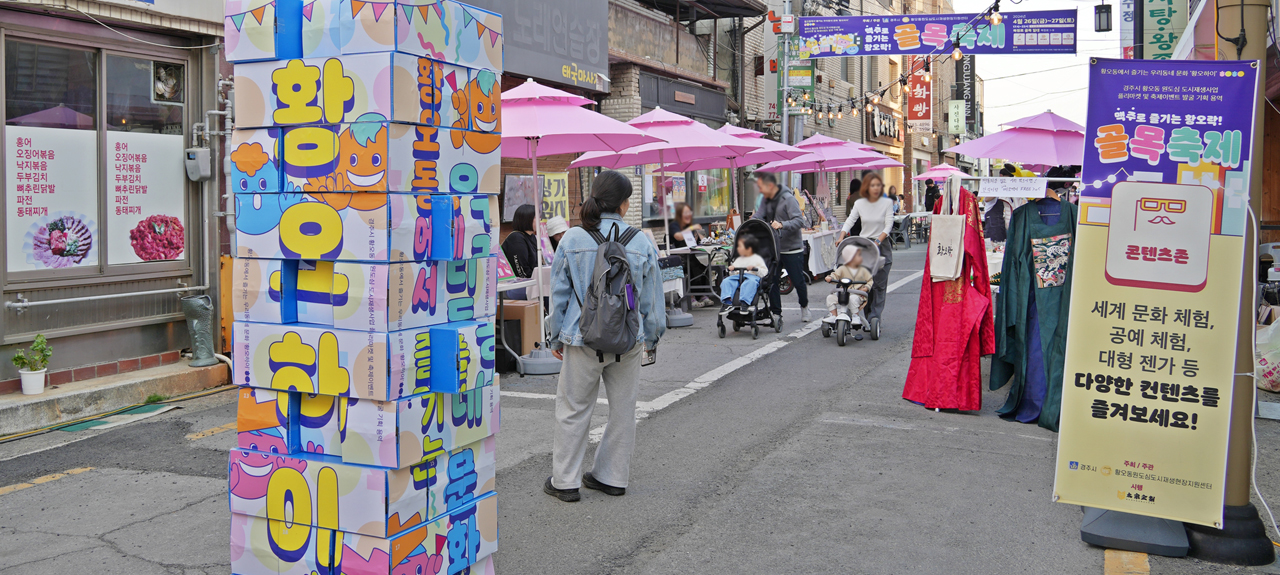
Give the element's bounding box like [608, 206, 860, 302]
[568, 108, 761, 169]
[755, 134, 885, 173]
[944, 128, 1084, 166]
[912, 163, 966, 181]
[1001, 110, 1085, 132]
[500, 80, 661, 158]
[661, 125, 807, 172]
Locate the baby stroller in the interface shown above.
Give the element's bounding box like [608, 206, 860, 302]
[716, 219, 782, 340]
[821, 236, 884, 345]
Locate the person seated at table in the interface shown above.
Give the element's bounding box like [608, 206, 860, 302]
[502, 204, 539, 279]
[888, 185, 901, 214]
[670, 203, 715, 308]
[718, 234, 768, 312]
[546, 215, 569, 252]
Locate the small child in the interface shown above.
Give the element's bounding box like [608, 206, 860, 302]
[719, 235, 769, 310]
[825, 245, 874, 316]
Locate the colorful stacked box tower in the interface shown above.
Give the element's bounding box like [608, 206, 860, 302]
[224, 1, 502, 573]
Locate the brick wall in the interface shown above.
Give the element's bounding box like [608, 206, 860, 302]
[599, 63, 646, 230]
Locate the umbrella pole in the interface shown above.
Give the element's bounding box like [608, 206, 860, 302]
[518, 137, 561, 375]
[730, 158, 739, 215]
[661, 149, 694, 328]
[660, 149, 671, 251]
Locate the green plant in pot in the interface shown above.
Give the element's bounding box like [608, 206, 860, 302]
[13, 334, 52, 395]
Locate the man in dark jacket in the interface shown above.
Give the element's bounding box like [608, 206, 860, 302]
[923, 179, 940, 212]
[752, 172, 811, 321]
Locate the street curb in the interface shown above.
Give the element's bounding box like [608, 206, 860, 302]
[0, 362, 229, 436]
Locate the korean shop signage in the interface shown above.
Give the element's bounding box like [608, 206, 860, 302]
[866, 104, 902, 145]
[956, 54, 976, 126]
[1054, 58, 1259, 528]
[906, 55, 932, 132]
[795, 9, 1077, 58]
[1141, 0, 1188, 60]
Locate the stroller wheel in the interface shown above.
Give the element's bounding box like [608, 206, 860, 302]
[821, 324, 831, 338]
[718, 323, 726, 338]
[779, 275, 794, 295]
[869, 317, 881, 340]
[836, 319, 848, 347]
[733, 321, 741, 332]
[752, 325, 760, 339]
[774, 317, 783, 333]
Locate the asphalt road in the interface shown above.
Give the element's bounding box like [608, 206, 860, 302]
[1, 242, 1276, 575]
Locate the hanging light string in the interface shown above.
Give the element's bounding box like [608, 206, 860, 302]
[784, 0, 1004, 125]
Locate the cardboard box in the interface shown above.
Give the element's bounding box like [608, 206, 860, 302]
[228, 128, 283, 194]
[342, 384, 500, 468]
[424, 320, 496, 394]
[234, 52, 425, 129]
[297, 392, 344, 457]
[236, 387, 294, 452]
[387, 123, 501, 195]
[301, 0, 341, 58]
[229, 435, 495, 538]
[498, 299, 541, 356]
[339, 0, 503, 71]
[230, 257, 498, 332]
[337, 492, 498, 575]
[230, 513, 331, 575]
[225, 0, 302, 63]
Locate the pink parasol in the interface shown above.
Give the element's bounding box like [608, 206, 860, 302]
[1000, 110, 1085, 133]
[944, 127, 1084, 166]
[755, 134, 886, 173]
[661, 125, 807, 172]
[569, 108, 762, 217]
[501, 80, 661, 158]
[912, 163, 966, 181]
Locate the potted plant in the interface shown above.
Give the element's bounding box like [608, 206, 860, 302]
[12, 334, 52, 395]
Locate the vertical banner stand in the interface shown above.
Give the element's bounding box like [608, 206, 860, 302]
[1080, 507, 1188, 556]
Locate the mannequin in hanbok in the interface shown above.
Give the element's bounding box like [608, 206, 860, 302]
[989, 179, 1077, 432]
[902, 182, 994, 410]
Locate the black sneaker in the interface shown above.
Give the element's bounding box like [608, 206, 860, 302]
[582, 472, 626, 496]
[544, 477, 580, 502]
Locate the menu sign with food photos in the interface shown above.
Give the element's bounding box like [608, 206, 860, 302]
[5, 126, 100, 272]
[106, 132, 187, 264]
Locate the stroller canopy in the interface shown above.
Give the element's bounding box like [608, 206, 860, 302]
[835, 236, 883, 277]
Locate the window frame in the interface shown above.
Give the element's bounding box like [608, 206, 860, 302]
[0, 28, 196, 289]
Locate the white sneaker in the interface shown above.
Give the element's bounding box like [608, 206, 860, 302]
[801, 307, 812, 322]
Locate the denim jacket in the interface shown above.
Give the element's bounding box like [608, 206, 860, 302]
[547, 213, 666, 351]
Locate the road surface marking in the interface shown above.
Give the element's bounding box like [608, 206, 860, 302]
[501, 390, 608, 405]
[885, 270, 925, 293]
[1103, 549, 1149, 575]
[0, 467, 93, 497]
[186, 422, 237, 440]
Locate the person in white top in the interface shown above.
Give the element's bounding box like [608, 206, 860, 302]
[835, 173, 895, 321]
[718, 234, 769, 310]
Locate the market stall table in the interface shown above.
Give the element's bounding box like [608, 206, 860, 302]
[803, 229, 838, 276]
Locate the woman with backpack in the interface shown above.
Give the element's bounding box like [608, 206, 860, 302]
[544, 170, 666, 502]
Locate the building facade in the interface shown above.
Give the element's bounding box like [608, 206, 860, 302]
[0, 0, 225, 391]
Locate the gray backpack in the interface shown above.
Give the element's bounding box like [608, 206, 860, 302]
[571, 225, 641, 362]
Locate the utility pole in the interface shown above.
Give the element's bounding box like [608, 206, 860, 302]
[1184, 0, 1276, 565]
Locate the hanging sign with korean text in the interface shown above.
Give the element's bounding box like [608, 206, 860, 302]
[906, 55, 932, 132]
[795, 9, 1077, 58]
[539, 172, 569, 222]
[1141, 0, 1188, 60]
[1054, 58, 1260, 528]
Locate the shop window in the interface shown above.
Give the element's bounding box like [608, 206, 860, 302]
[5, 41, 97, 130]
[690, 169, 730, 218]
[106, 55, 183, 134]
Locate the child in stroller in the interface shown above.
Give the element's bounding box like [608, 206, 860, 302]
[718, 234, 769, 313]
[821, 237, 883, 345]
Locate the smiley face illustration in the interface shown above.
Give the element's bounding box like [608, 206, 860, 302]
[336, 113, 388, 191]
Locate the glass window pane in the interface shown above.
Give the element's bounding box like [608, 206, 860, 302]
[105, 55, 183, 134]
[691, 169, 730, 217]
[104, 55, 188, 264]
[5, 41, 98, 130]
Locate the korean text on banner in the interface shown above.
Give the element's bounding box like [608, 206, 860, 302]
[907, 55, 932, 133]
[539, 172, 569, 222]
[796, 9, 1077, 58]
[1054, 58, 1259, 528]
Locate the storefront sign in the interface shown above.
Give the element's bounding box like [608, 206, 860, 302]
[538, 172, 569, 222]
[1120, 0, 1136, 58]
[1055, 58, 1259, 528]
[907, 55, 932, 132]
[467, 0, 607, 91]
[948, 100, 966, 134]
[796, 9, 1077, 58]
[867, 104, 903, 145]
[1141, 0, 1187, 60]
[976, 177, 1047, 198]
[5, 126, 99, 272]
[957, 54, 976, 127]
[106, 132, 186, 264]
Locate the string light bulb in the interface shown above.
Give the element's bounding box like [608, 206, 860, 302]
[952, 46, 963, 60]
[837, 109, 843, 119]
[990, 11, 1003, 25]
[866, 102, 874, 113]
[871, 93, 880, 105]
[803, 92, 810, 100]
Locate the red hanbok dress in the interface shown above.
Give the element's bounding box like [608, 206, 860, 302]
[902, 188, 994, 410]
